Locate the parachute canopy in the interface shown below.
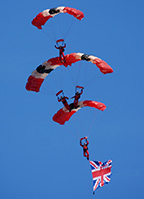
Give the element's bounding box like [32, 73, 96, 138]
[32, 6, 84, 29]
[52, 100, 106, 125]
[25, 53, 113, 92]
[89, 160, 112, 193]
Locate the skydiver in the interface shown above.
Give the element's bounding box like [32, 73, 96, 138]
[57, 95, 70, 111]
[55, 41, 66, 63]
[80, 137, 89, 160]
[71, 86, 84, 108]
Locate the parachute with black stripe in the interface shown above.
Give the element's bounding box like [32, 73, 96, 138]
[31, 6, 84, 41]
[25, 52, 113, 92]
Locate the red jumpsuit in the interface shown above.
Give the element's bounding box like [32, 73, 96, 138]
[80, 137, 89, 160]
[73, 89, 83, 107]
[58, 96, 70, 110]
[55, 44, 66, 62]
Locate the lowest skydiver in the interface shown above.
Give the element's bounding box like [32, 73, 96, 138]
[55, 39, 66, 63]
[56, 90, 70, 111]
[71, 86, 84, 108]
[80, 137, 89, 160]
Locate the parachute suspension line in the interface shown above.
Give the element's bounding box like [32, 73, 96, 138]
[51, 71, 63, 90]
[74, 62, 90, 88]
[67, 66, 77, 87]
[42, 17, 59, 41]
[80, 63, 86, 87]
[54, 12, 76, 41]
[65, 121, 87, 141]
[42, 28, 56, 42]
[63, 19, 75, 40]
[78, 62, 100, 89]
[40, 89, 55, 96]
[50, 20, 59, 41]
[72, 62, 86, 88]
[80, 63, 93, 87]
[81, 62, 90, 87]
[56, 67, 65, 91]
[84, 72, 99, 89]
[74, 61, 100, 89]
[86, 110, 98, 138]
[43, 69, 64, 95]
[41, 81, 56, 96]
[67, 127, 79, 139]
[73, 63, 81, 86]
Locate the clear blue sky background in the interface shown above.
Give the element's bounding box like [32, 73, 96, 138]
[0, 0, 144, 198]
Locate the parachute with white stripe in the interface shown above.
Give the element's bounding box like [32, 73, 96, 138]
[25, 53, 113, 92]
[32, 6, 84, 30]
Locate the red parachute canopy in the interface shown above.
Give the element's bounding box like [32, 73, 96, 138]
[25, 53, 113, 92]
[52, 100, 106, 125]
[32, 6, 84, 29]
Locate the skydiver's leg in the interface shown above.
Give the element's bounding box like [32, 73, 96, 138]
[74, 99, 78, 108]
[59, 52, 62, 62]
[84, 150, 89, 159]
[83, 151, 87, 157]
[86, 150, 89, 160]
[62, 53, 66, 62]
[63, 102, 70, 111]
[74, 100, 76, 107]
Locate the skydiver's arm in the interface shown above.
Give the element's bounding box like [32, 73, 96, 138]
[55, 45, 59, 49]
[80, 89, 83, 95]
[80, 140, 83, 147]
[86, 139, 89, 145]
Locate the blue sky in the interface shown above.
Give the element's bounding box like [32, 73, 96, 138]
[0, 0, 144, 198]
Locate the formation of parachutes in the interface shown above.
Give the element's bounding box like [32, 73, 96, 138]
[26, 6, 113, 194]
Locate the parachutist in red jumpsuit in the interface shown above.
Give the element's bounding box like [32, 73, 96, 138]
[72, 88, 83, 107]
[80, 137, 89, 160]
[58, 96, 70, 110]
[55, 43, 66, 63]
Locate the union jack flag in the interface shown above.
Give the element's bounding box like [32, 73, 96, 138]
[89, 160, 112, 193]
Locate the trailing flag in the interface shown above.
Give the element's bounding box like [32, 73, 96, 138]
[89, 160, 112, 193]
